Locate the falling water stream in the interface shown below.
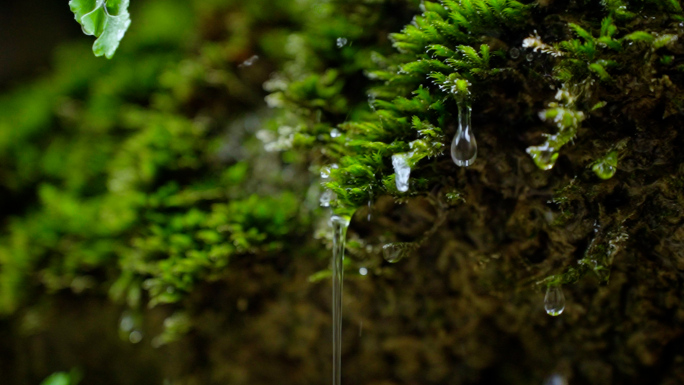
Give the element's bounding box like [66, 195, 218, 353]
[330, 215, 350, 385]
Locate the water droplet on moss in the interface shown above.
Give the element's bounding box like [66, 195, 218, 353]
[320, 190, 335, 207]
[544, 285, 565, 316]
[336, 37, 348, 48]
[592, 151, 618, 179]
[451, 103, 477, 167]
[526, 143, 558, 170]
[392, 152, 413, 192]
[382, 243, 408, 263]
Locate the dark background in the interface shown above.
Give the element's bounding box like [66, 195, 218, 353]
[0, 1, 83, 89]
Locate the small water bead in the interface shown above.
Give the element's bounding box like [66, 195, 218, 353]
[320, 189, 335, 207]
[359, 267, 368, 276]
[509, 47, 520, 59]
[450, 103, 477, 167]
[336, 37, 348, 48]
[526, 143, 558, 170]
[382, 243, 410, 263]
[592, 151, 618, 180]
[392, 152, 414, 192]
[526, 52, 535, 62]
[320, 164, 339, 179]
[330, 128, 341, 138]
[544, 285, 566, 316]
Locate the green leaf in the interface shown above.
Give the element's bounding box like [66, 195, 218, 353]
[69, 0, 131, 59]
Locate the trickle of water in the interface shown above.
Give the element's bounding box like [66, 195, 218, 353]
[592, 151, 617, 180]
[526, 143, 558, 170]
[336, 37, 348, 48]
[367, 189, 373, 221]
[544, 285, 565, 316]
[392, 152, 414, 192]
[320, 189, 335, 207]
[330, 215, 350, 385]
[450, 103, 477, 167]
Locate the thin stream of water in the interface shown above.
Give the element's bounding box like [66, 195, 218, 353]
[331, 215, 350, 385]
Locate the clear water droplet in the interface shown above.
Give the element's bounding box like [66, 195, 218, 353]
[382, 243, 409, 263]
[359, 267, 368, 276]
[330, 128, 341, 138]
[320, 189, 335, 207]
[526, 52, 535, 61]
[320, 163, 339, 179]
[544, 285, 565, 316]
[392, 152, 413, 192]
[526, 143, 558, 170]
[509, 47, 520, 59]
[451, 103, 477, 167]
[336, 37, 348, 48]
[592, 151, 618, 179]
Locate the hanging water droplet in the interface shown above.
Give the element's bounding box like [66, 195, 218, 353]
[382, 243, 409, 263]
[526, 143, 558, 170]
[451, 103, 477, 167]
[320, 163, 339, 179]
[509, 47, 520, 59]
[336, 37, 348, 48]
[330, 128, 341, 138]
[392, 152, 413, 192]
[320, 190, 335, 207]
[544, 285, 565, 316]
[592, 150, 618, 180]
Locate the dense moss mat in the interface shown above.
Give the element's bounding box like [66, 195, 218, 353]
[1, 0, 684, 384]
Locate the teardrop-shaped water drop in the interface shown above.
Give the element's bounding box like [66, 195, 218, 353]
[526, 143, 558, 170]
[451, 103, 477, 167]
[544, 285, 565, 316]
[382, 243, 410, 263]
[592, 150, 617, 180]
